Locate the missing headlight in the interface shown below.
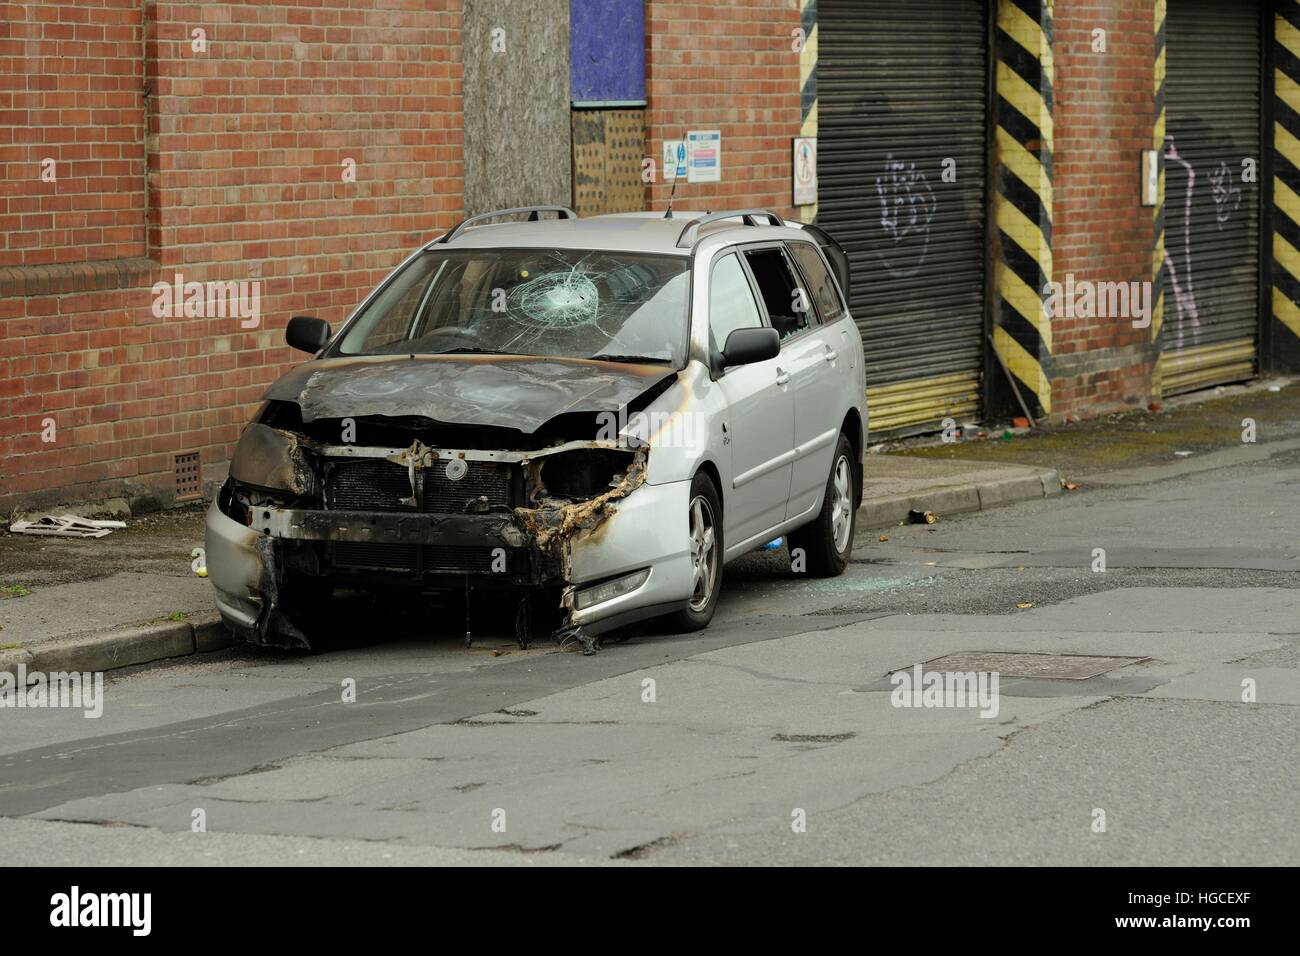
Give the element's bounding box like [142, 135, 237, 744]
[540, 449, 636, 500]
[219, 478, 294, 526]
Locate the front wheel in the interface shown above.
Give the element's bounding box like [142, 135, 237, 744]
[664, 472, 723, 632]
[788, 434, 856, 577]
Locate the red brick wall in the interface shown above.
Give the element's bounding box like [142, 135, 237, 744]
[644, 0, 801, 217]
[0, 1, 464, 511]
[1050, 0, 1156, 417]
[0, 0, 148, 266]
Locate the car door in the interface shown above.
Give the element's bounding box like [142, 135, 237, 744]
[784, 239, 852, 518]
[708, 252, 795, 550]
[738, 244, 836, 522]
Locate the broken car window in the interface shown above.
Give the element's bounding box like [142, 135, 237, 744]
[743, 246, 810, 340]
[335, 249, 690, 365]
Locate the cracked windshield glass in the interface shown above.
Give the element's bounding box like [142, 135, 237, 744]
[335, 249, 690, 364]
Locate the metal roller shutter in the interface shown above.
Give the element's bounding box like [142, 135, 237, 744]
[818, 0, 989, 435]
[1161, 0, 1262, 394]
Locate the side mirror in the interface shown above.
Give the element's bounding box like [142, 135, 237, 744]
[286, 315, 330, 354]
[720, 327, 780, 369]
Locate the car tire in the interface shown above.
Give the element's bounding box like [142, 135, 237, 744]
[789, 433, 856, 577]
[664, 471, 724, 632]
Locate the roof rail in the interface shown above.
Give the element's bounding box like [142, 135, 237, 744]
[438, 205, 578, 244]
[675, 209, 787, 248]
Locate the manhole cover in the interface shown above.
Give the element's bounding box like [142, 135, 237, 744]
[908, 651, 1151, 681]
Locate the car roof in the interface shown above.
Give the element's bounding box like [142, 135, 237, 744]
[436, 210, 810, 256]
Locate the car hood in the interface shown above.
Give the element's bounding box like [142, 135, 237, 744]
[262, 354, 678, 434]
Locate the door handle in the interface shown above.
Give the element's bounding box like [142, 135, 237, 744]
[823, 347, 839, 362]
[775, 369, 791, 386]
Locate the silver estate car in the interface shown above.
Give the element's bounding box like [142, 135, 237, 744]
[205, 207, 867, 653]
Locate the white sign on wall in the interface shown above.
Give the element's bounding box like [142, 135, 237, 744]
[686, 129, 721, 183]
[1141, 148, 1158, 207]
[793, 137, 817, 206]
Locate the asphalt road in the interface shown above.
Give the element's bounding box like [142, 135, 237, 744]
[2, 444, 1298, 865]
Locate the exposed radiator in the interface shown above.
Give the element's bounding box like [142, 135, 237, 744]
[424, 461, 512, 513]
[325, 458, 513, 514]
[325, 459, 412, 512]
[323, 456, 516, 577]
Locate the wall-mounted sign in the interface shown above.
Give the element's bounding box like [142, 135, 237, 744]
[1141, 148, 1158, 207]
[662, 140, 687, 182]
[793, 136, 817, 206]
[686, 129, 721, 183]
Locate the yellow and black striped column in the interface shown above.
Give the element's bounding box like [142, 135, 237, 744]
[1273, 0, 1300, 368]
[1152, 0, 1166, 398]
[992, 0, 1054, 417]
[799, 0, 817, 224]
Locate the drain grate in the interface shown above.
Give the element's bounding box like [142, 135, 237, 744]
[174, 452, 201, 500]
[908, 651, 1151, 681]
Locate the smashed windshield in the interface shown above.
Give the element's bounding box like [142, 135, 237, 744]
[334, 248, 690, 364]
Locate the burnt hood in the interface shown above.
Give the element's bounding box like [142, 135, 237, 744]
[262, 354, 677, 434]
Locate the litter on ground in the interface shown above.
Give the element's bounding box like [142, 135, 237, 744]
[9, 515, 127, 538]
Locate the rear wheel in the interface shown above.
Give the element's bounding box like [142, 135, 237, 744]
[664, 471, 723, 632]
[789, 434, 856, 577]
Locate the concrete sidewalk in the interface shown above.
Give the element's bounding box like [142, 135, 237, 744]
[0, 456, 1059, 678]
[891, 377, 1300, 480]
[860, 455, 1058, 527]
[0, 504, 230, 678]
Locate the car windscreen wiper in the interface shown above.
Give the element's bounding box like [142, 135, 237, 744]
[587, 353, 673, 364]
[433, 347, 508, 355]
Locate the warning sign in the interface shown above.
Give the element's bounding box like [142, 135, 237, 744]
[662, 139, 687, 182]
[793, 137, 817, 206]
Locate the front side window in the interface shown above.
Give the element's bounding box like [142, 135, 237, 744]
[334, 249, 690, 365]
[708, 253, 764, 352]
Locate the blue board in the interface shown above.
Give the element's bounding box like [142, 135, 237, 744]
[570, 0, 645, 106]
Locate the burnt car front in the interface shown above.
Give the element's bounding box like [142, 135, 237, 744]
[205, 241, 693, 648]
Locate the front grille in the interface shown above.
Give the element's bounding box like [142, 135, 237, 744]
[425, 546, 503, 573]
[334, 542, 418, 571]
[333, 543, 505, 574]
[325, 459, 513, 514]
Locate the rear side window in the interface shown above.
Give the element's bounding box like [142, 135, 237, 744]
[742, 246, 811, 340]
[788, 242, 846, 322]
[708, 253, 764, 352]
